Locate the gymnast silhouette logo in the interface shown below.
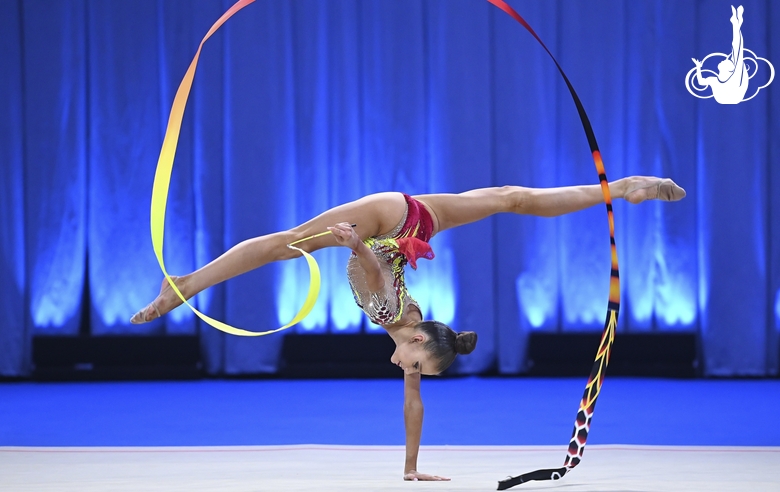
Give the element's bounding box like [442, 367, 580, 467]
[685, 5, 774, 104]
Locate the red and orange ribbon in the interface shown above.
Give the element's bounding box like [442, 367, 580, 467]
[487, 0, 621, 489]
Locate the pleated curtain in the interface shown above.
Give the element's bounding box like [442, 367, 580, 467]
[1, 0, 777, 377]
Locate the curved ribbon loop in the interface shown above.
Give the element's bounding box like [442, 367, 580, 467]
[151, 0, 321, 336]
[487, 0, 621, 489]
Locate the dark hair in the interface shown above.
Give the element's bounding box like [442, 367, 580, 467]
[416, 320, 478, 373]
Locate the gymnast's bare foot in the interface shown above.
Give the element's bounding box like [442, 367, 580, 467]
[130, 276, 188, 324]
[623, 176, 686, 204]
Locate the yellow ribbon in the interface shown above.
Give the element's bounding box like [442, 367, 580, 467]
[150, 0, 321, 336]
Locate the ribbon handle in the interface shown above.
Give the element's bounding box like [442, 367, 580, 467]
[150, 0, 322, 336]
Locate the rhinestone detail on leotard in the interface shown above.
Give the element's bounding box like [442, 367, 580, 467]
[346, 201, 421, 325]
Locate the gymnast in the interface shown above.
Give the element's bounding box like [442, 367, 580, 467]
[131, 176, 684, 481]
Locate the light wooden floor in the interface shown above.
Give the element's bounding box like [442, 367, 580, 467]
[1, 445, 778, 492]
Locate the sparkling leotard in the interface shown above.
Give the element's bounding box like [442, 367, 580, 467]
[346, 193, 435, 325]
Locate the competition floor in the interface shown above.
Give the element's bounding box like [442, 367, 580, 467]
[1, 378, 779, 491]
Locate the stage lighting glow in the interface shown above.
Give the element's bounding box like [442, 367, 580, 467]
[276, 260, 306, 330]
[29, 238, 85, 331]
[31, 292, 76, 328]
[562, 289, 601, 327]
[515, 272, 554, 329]
[775, 290, 780, 330]
[428, 245, 456, 326]
[93, 288, 132, 328]
[630, 290, 653, 325]
[395, 238, 456, 328]
[276, 249, 365, 333]
[330, 253, 362, 333]
[330, 289, 363, 332]
[656, 277, 696, 327]
[629, 264, 696, 328]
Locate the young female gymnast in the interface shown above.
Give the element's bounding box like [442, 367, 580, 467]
[131, 176, 684, 481]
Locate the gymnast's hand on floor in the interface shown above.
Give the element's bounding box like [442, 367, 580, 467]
[403, 470, 450, 481]
[328, 222, 361, 250]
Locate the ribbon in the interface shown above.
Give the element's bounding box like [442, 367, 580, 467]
[487, 0, 621, 489]
[150, 0, 323, 336]
[152, 3, 620, 475]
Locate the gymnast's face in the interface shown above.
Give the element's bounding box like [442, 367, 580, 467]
[390, 333, 436, 376]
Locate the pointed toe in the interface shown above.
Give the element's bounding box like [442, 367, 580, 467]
[659, 179, 686, 202]
[129, 302, 161, 325]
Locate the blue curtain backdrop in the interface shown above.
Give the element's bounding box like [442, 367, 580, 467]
[1, 0, 777, 376]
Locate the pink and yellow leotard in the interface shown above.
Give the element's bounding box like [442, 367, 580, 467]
[346, 193, 435, 325]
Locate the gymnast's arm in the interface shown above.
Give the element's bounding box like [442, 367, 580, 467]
[402, 372, 450, 481]
[328, 222, 384, 292]
[352, 241, 384, 292]
[403, 371, 424, 479]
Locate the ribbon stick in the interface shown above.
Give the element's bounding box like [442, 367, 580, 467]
[150, 0, 323, 336]
[487, 0, 621, 489]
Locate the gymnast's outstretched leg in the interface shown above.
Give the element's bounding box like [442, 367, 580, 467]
[415, 176, 684, 234]
[130, 192, 408, 323]
[131, 176, 684, 323]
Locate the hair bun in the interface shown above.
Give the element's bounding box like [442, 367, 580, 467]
[455, 331, 477, 355]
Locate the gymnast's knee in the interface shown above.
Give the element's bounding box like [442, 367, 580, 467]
[259, 230, 302, 261]
[280, 228, 326, 257]
[497, 185, 529, 214]
[279, 231, 305, 259]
